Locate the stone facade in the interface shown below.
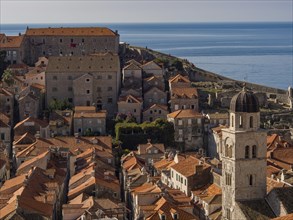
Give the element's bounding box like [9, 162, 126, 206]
[73, 106, 107, 136]
[143, 87, 167, 108]
[141, 61, 164, 77]
[117, 95, 143, 123]
[24, 27, 119, 65]
[167, 110, 204, 151]
[143, 104, 169, 122]
[46, 53, 120, 117]
[18, 93, 40, 121]
[0, 88, 14, 122]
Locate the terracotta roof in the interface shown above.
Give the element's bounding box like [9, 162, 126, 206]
[171, 87, 198, 99]
[74, 110, 106, 119]
[14, 117, 49, 130]
[131, 182, 161, 194]
[118, 94, 143, 103]
[138, 142, 165, 155]
[16, 151, 50, 175]
[0, 35, 24, 48]
[0, 87, 13, 96]
[0, 112, 10, 127]
[169, 74, 190, 84]
[154, 158, 176, 171]
[144, 86, 166, 95]
[201, 194, 222, 205]
[266, 177, 287, 193]
[266, 165, 281, 178]
[46, 53, 119, 72]
[122, 153, 145, 171]
[271, 148, 293, 167]
[26, 27, 117, 36]
[167, 109, 202, 119]
[31, 83, 45, 91]
[207, 113, 229, 120]
[171, 156, 210, 177]
[146, 197, 199, 220]
[75, 106, 96, 113]
[192, 183, 221, 198]
[143, 104, 169, 113]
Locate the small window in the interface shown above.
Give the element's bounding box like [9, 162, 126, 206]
[86, 101, 90, 106]
[68, 98, 73, 103]
[71, 38, 74, 43]
[85, 78, 90, 82]
[226, 208, 231, 220]
[159, 110, 161, 114]
[42, 51, 45, 55]
[53, 76, 58, 80]
[107, 98, 112, 103]
[82, 38, 85, 43]
[134, 109, 137, 113]
[60, 39, 63, 43]
[86, 90, 90, 94]
[250, 116, 253, 128]
[249, 175, 253, 186]
[231, 115, 234, 127]
[150, 110, 153, 114]
[178, 119, 183, 125]
[245, 146, 250, 159]
[252, 145, 257, 158]
[108, 75, 112, 80]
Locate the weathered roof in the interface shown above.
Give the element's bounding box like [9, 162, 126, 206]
[171, 156, 210, 177]
[230, 88, 260, 113]
[138, 142, 165, 155]
[169, 74, 190, 84]
[26, 27, 117, 36]
[167, 109, 202, 119]
[143, 104, 169, 113]
[237, 199, 276, 220]
[0, 35, 24, 48]
[46, 53, 119, 72]
[118, 94, 143, 103]
[171, 87, 198, 99]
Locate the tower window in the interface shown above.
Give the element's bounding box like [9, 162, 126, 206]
[231, 115, 234, 127]
[226, 208, 231, 220]
[245, 146, 250, 159]
[250, 116, 253, 128]
[239, 115, 243, 128]
[249, 175, 253, 186]
[252, 145, 257, 158]
[225, 172, 232, 186]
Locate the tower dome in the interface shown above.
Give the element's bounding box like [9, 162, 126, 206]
[230, 88, 259, 113]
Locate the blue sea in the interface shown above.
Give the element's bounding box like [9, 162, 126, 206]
[1, 22, 292, 89]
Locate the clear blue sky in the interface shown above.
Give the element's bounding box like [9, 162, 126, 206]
[1, 0, 292, 24]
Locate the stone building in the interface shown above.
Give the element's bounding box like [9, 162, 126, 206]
[73, 106, 106, 136]
[0, 34, 27, 64]
[141, 60, 164, 77]
[0, 88, 14, 122]
[117, 95, 143, 123]
[167, 110, 204, 151]
[169, 87, 199, 112]
[143, 76, 165, 92]
[46, 53, 120, 117]
[143, 87, 167, 108]
[49, 110, 73, 136]
[18, 93, 40, 121]
[143, 104, 169, 122]
[24, 27, 120, 65]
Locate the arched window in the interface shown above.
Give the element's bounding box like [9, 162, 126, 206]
[249, 175, 253, 186]
[231, 115, 234, 127]
[245, 146, 250, 158]
[250, 116, 253, 128]
[252, 145, 257, 158]
[225, 144, 229, 157]
[239, 115, 243, 128]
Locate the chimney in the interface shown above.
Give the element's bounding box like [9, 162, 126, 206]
[196, 164, 203, 173]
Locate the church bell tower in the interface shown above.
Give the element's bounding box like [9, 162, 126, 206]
[221, 88, 267, 220]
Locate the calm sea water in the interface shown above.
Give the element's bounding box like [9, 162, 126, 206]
[1, 23, 292, 89]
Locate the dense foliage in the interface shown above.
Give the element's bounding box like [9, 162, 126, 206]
[1, 69, 14, 86]
[115, 118, 175, 149]
[0, 51, 8, 77]
[48, 99, 72, 112]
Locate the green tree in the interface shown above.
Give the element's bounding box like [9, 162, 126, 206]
[172, 59, 184, 71]
[48, 99, 72, 112]
[1, 69, 14, 86]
